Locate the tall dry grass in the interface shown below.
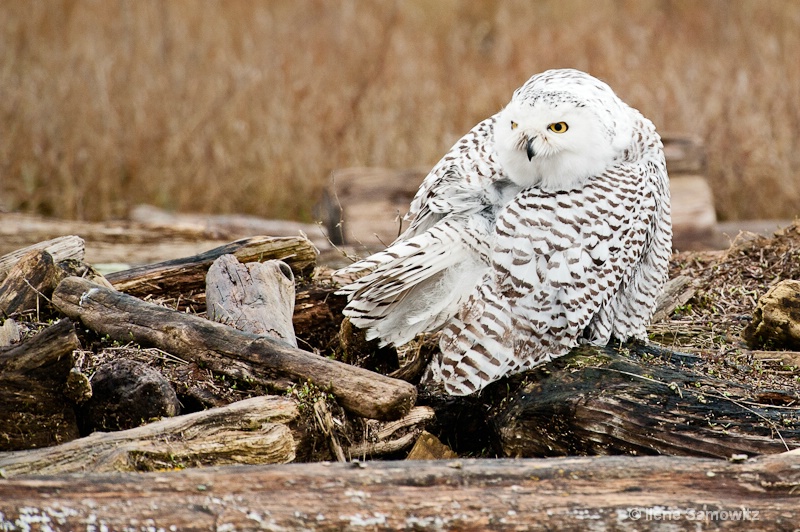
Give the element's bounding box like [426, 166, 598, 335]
[1, 0, 798, 222]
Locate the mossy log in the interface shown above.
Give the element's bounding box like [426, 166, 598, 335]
[422, 344, 800, 459]
[0, 452, 798, 530]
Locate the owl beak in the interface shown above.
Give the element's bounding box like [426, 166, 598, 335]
[526, 138, 536, 161]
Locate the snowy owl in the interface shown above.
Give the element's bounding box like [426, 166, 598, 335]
[335, 69, 672, 395]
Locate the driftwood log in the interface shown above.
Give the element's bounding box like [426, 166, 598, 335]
[130, 204, 332, 251]
[0, 212, 263, 266]
[0, 235, 85, 282]
[495, 346, 799, 458]
[0, 395, 301, 477]
[0, 319, 81, 451]
[0, 250, 63, 317]
[52, 276, 416, 421]
[103, 233, 343, 350]
[206, 255, 297, 346]
[105, 235, 318, 300]
[421, 344, 800, 459]
[0, 452, 798, 530]
[322, 137, 722, 251]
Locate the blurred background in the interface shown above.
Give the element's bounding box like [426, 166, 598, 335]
[1, 0, 798, 225]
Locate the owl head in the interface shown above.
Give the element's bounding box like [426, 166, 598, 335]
[494, 69, 634, 192]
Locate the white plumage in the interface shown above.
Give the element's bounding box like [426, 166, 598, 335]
[335, 69, 672, 396]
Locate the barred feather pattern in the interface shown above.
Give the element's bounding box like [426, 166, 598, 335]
[435, 115, 671, 395]
[336, 69, 672, 395]
[335, 116, 522, 346]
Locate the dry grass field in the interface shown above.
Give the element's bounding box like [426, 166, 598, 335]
[1, 0, 798, 223]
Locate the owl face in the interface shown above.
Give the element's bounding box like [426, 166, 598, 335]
[495, 97, 622, 192]
[494, 71, 634, 192]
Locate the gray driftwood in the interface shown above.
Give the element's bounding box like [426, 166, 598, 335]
[105, 235, 318, 301]
[0, 452, 798, 530]
[52, 276, 416, 420]
[651, 274, 696, 323]
[0, 212, 245, 266]
[206, 255, 297, 347]
[0, 319, 20, 346]
[131, 204, 332, 251]
[0, 235, 85, 283]
[0, 319, 81, 451]
[0, 395, 299, 477]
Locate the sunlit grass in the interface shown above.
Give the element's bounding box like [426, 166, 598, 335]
[1, 0, 798, 222]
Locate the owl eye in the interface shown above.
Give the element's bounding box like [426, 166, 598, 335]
[547, 122, 569, 133]
[510, 121, 518, 130]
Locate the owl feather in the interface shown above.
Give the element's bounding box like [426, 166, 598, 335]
[335, 69, 672, 395]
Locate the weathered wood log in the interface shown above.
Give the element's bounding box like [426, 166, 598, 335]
[0, 212, 238, 266]
[483, 345, 800, 459]
[0, 235, 85, 283]
[651, 274, 696, 323]
[292, 283, 348, 352]
[105, 235, 317, 300]
[660, 134, 707, 175]
[131, 204, 333, 251]
[670, 174, 725, 250]
[751, 350, 800, 370]
[0, 452, 798, 530]
[52, 277, 416, 421]
[0, 395, 300, 477]
[0, 319, 81, 451]
[0, 319, 20, 347]
[206, 255, 297, 347]
[0, 250, 63, 317]
[321, 138, 718, 251]
[349, 406, 436, 459]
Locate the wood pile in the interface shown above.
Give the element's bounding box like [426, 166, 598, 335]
[1, 219, 800, 528]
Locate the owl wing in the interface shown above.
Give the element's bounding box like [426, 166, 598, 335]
[336, 212, 494, 346]
[334, 114, 519, 346]
[436, 161, 660, 395]
[400, 114, 506, 238]
[334, 115, 502, 282]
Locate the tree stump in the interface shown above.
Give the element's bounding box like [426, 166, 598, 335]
[206, 255, 297, 347]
